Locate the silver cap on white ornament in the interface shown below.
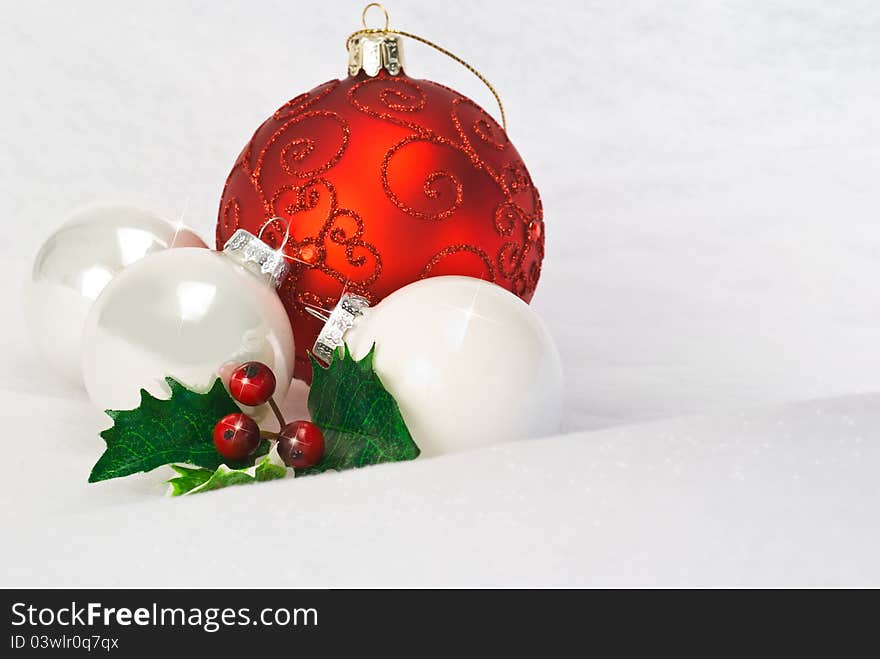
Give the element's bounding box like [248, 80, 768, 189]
[222, 228, 289, 287]
[310, 293, 371, 364]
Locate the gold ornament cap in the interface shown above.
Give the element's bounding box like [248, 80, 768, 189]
[345, 3, 508, 130]
[347, 3, 404, 76]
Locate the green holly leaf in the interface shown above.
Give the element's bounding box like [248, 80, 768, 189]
[255, 457, 288, 482]
[303, 344, 419, 476]
[194, 465, 259, 494]
[167, 464, 213, 496]
[89, 377, 268, 483]
[167, 455, 288, 496]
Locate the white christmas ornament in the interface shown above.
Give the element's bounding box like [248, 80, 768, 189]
[315, 276, 563, 457]
[25, 203, 206, 385]
[82, 230, 295, 419]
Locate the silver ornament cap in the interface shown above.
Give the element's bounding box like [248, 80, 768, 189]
[312, 293, 371, 364]
[222, 229, 288, 288]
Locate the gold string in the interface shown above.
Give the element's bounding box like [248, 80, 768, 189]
[346, 4, 508, 131]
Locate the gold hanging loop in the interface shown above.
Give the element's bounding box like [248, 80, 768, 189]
[346, 6, 508, 132]
[361, 3, 390, 31]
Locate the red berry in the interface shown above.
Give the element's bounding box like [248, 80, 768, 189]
[213, 413, 261, 461]
[229, 361, 276, 406]
[277, 420, 325, 469]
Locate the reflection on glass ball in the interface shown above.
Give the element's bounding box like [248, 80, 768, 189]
[81, 248, 295, 420]
[25, 204, 206, 385]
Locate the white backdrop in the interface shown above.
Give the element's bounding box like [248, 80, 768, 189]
[2, 0, 879, 586]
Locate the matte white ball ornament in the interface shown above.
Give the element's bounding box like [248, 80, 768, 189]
[316, 276, 564, 457]
[25, 204, 206, 385]
[82, 230, 295, 418]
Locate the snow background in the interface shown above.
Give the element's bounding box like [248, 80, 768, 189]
[1, 0, 879, 586]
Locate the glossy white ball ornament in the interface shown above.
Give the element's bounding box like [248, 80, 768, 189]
[82, 231, 295, 418]
[25, 204, 206, 385]
[343, 276, 564, 457]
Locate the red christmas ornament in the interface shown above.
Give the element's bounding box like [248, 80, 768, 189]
[216, 12, 545, 382]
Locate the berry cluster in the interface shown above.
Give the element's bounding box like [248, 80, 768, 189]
[213, 361, 324, 469]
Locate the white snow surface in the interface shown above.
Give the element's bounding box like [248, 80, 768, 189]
[2, 0, 879, 586]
